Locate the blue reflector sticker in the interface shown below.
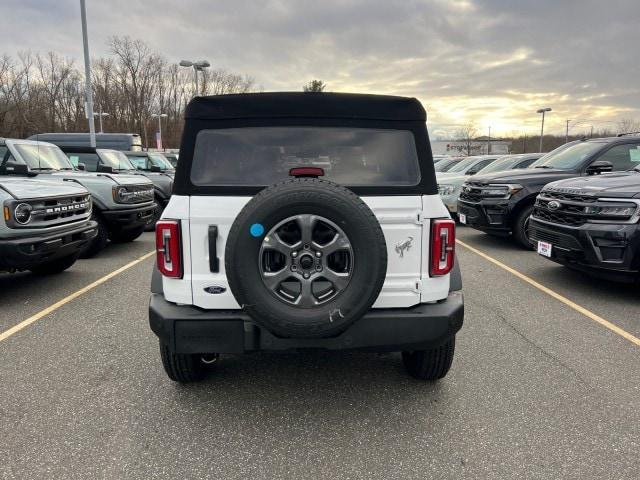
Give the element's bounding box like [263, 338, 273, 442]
[250, 223, 265, 237]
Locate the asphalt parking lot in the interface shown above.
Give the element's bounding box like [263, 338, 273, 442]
[1, 229, 639, 479]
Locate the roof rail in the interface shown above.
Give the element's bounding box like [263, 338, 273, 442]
[617, 131, 640, 137]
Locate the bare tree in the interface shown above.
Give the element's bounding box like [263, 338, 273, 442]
[617, 118, 640, 135]
[455, 123, 478, 155]
[0, 37, 260, 147]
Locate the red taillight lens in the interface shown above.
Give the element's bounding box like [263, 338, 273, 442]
[156, 219, 183, 278]
[430, 219, 455, 276]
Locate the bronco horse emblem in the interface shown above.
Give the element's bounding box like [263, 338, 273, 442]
[395, 236, 414, 258]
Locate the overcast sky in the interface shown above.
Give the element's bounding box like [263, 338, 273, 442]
[2, 0, 638, 136]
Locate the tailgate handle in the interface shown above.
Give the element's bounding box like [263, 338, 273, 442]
[208, 225, 220, 272]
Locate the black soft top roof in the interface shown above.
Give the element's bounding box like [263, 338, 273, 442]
[184, 92, 427, 122]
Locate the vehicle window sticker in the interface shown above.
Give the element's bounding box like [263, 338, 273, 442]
[68, 155, 79, 167]
[630, 147, 640, 162]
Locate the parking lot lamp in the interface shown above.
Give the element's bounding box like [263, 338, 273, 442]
[79, 0, 96, 147]
[94, 107, 110, 133]
[537, 108, 552, 152]
[179, 60, 211, 96]
[151, 113, 168, 150]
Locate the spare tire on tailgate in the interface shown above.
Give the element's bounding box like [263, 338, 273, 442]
[225, 178, 387, 338]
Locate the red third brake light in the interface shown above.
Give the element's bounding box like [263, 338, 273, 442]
[289, 167, 325, 178]
[156, 219, 183, 278]
[430, 219, 455, 276]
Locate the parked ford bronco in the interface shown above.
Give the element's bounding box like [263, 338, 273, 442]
[0, 163, 97, 274]
[149, 93, 463, 382]
[458, 136, 640, 248]
[1, 138, 156, 257]
[530, 161, 640, 282]
[56, 146, 174, 231]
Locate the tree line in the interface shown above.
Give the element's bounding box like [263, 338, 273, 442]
[453, 119, 640, 155]
[0, 36, 258, 148]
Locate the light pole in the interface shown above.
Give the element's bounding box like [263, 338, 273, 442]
[536, 107, 552, 152]
[79, 0, 96, 147]
[151, 113, 168, 150]
[487, 126, 491, 154]
[94, 107, 110, 133]
[179, 60, 211, 96]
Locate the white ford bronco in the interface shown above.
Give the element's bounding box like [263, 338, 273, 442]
[149, 92, 463, 382]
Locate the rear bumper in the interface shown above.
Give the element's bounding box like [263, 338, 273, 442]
[0, 221, 98, 270]
[149, 291, 464, 354]
[458, 199, 512, 235]
[101, 203, 156, 230]
[529, 218, 640, 281]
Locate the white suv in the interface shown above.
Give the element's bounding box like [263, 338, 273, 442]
[149, 92, 463, 382]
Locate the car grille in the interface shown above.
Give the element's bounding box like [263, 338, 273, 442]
[532, 190, 637, 226]
[118, 185, 155, 204]
[459, 182, 485, 202]
[6, 194, 92, 229]
[532, 206, 585, 227]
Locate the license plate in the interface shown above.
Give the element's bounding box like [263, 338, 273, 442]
[458, 213, 467, 224]
[537, 241, 552, 257]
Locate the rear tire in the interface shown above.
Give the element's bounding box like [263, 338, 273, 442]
[402, 337, 455, 380]
[109, 226, 145, 243]
[29, 254, 79, 275]
[80, 215, 108, 258]
[512, 205, 534, 250]
[159, 341, 207, 382]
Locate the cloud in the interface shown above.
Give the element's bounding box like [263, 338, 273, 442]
[1, 0, 638, 135]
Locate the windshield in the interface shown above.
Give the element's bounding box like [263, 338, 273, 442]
[529, 142, 603, 170]
[191, 126, 421, 187]
[13, 143, 74, 170]
[434, 158, 461, 172]
[98, 149, 136, 170]
[149, 153, 174, 170]
[476, 156, 517, 174]
[446, 157, 478, 173]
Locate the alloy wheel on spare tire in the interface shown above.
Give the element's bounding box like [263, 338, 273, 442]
[225, 178, 387, 338]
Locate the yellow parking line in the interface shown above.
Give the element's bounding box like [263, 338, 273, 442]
[0, 251, 155, 343]
[456, 239, 640, 347]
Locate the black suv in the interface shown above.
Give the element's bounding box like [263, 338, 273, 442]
[458, 136, 640, 248]
[529, 165, 640, 282]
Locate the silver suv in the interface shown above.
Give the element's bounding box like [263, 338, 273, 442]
[0, 166, 96, 275]
[1, 138, 156, 257]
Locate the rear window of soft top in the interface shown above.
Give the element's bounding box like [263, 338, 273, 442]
[190, 126, 421, 187]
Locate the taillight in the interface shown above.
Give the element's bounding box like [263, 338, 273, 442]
[156, 219, 183, 278]
[430, 219, 455, 276]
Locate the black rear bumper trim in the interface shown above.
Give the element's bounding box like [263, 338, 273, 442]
[149, 292, 464, 354]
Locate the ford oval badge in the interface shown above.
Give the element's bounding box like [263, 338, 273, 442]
[204, 285, 226, 294]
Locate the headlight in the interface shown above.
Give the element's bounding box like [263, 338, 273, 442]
[113, 186, 127, 202]
[14, 203, 32, 224]
[477, 184, 523, 199]
[584, 204, 637, 217]
[438, 184, 457, 196]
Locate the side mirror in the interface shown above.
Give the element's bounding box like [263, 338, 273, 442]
[150, 165, 162, 172]
[0, 162, 34, 176]
[586, 160, 613, 175]
[77, 162, 86, 171]
[97, 164, 114, 174]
